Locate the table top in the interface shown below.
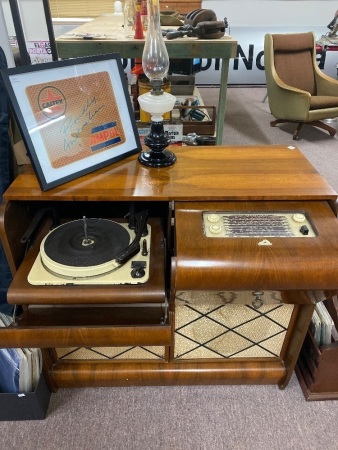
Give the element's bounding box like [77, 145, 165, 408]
[56, 15, 238, 59]
[316, 35, 338, 50]
[4, 145, 337, 202]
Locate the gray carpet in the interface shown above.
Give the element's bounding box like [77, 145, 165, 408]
[2, 377, 338, 450]
[1, 87, 338, 450]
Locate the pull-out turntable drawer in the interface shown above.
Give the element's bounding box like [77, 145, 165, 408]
[174, 201, 338, 292]
[0, 306, 171, 348]
[8, 218, 166, 305]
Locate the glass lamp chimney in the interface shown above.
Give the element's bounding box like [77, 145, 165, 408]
[138, 0, 177, 167]
[142, 0, 169, 90]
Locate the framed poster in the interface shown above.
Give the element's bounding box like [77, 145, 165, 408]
[0, 53, 141, 191]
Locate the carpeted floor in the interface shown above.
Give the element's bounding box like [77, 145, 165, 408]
[2, 375, 338, 450]
[1, 87, 338, 450]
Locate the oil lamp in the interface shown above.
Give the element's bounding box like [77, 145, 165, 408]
[138, 0, 176, 167]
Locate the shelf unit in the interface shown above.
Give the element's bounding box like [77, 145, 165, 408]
[296, 296, 338, 400]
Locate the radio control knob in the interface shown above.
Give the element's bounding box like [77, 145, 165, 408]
[293, 213, 306, 223]
[207, 214, 220, 223]
[209, 224, 222, 234]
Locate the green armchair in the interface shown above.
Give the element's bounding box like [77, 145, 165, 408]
[264, 32, 338, 140]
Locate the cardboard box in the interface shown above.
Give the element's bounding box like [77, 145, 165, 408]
[167, 75, 195, 95]
[137, 122, 184, 144]
[0, 373, 51, 421]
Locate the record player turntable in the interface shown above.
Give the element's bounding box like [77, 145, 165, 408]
[28, 214, 151, 285]
[4, 202, 167, 307]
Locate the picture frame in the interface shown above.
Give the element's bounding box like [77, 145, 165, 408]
[1, 53, 141, 191]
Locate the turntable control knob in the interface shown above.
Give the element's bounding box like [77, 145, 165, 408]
[131, 268, 146, 278]
[207, 214, 220, 223]
[209, 224, 222, 234]
[293, 213, 306, 223]
[131, 261, 146, 278]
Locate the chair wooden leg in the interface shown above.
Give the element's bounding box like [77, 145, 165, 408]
[293, 123, 304, 140]
[310, 120, 337, 137]
[271, 119, 304, 139]
[271, 119, 336, 139]
[270, 119, 288, 127]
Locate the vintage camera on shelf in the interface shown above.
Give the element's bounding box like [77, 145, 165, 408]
[179, 97, 206, 121]
[182, 133, 216, 146]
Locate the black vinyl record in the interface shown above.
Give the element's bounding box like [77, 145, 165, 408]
[43, 218, 130, 268]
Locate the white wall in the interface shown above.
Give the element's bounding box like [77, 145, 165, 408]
[203, 1, 336, 27]
[0, 0, 48, 38]
[2, 0, 337, 41]
[19, 0, 49, 41]
[1, 0, 52, 64]
[0, 2, 14, 67]
[198, 1, 338, 84]
[2, 1, 338, 82]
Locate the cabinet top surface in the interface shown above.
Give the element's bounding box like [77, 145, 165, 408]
[4, 146, 337, 202]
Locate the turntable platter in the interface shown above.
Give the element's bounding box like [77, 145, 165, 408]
[41, 218, 131, 278]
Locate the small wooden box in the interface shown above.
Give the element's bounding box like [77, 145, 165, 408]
[174, 105, 216, 135]
[296, 297, 338, 401]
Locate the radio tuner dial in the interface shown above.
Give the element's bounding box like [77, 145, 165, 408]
[207, 214, 220, 223]
[292, 213, 306, 223]
[209, 224, 222, 234]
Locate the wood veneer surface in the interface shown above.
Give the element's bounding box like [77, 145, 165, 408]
[3, 146, 337, 202]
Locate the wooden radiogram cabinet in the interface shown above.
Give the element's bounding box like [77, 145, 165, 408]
[1, 146, 338, 394]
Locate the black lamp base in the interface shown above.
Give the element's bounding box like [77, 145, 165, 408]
[138, 149, 176, 167]
[138, 120, 176, 168]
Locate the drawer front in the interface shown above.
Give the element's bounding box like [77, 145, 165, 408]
[174, 201, 338, 291]
[0, 306, 171, 348]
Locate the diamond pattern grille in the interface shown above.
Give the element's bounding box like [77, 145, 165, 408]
[56, 346, 165, 360]
[174, 291, 294, 360]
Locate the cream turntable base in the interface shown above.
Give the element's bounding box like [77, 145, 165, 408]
[28, 218, 152, 285]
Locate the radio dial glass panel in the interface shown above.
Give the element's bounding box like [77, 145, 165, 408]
[202, 211, 316, 238]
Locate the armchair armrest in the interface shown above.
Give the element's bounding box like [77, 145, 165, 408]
[267, 68, 311, 121]
[315, 67, 338, 96]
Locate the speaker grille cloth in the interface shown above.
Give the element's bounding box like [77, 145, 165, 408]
[56, 346, 165, 360]
[174, 291, 293, 360]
